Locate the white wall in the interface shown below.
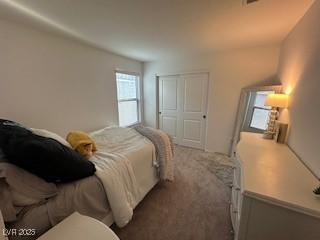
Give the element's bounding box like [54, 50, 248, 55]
[143, 45, 280, 154]
[278, 1, 320, 178]
[0, 19, 142, 137]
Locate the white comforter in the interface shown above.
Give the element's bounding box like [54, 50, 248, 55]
[89, 126, 157, 227]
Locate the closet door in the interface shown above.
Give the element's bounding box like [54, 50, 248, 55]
[159, 73, 208, 149]
[179, 73, 208, 149]
[159, 75, 180, 143]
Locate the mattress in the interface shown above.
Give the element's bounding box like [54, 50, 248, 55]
[7, 127, 158, 239]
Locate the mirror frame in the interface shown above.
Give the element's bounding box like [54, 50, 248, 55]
[230, 85, 282, 156]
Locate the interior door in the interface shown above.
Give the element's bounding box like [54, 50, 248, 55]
[159, 75, 180, 143]
[179, 73, 208, 149]
[158, 73, 208, 149]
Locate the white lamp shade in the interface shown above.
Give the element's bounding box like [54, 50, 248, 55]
[265, 93, 289, 108]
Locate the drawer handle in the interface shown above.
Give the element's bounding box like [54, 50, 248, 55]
[230, 203, 238, 213]
[232, 185, 240, 191]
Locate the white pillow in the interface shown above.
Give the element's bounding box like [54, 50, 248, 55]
[89, 124, 117, 136]
[31, 128, 71, 148]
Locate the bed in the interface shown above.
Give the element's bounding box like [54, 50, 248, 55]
[6, 126, 160, 239]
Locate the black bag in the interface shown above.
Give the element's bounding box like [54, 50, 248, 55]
[0, 119, 96, 183]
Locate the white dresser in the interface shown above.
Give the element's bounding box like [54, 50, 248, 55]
[231, 132, 320, 240]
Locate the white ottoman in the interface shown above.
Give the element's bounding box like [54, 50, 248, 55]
[38, 212, 119, 240]
[0, 211, 8, 240]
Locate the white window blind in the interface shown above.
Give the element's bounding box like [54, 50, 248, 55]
[250, 91, 272, 130]
[116, 72, 140, 127]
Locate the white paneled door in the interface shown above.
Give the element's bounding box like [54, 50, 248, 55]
[159, 75, 179, 143]
[159, 73, 208, 149]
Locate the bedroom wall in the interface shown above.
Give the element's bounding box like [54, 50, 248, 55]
[277, 1, 320, 178]
[0, 19, 142, 137]
[143, 45, 280, 154]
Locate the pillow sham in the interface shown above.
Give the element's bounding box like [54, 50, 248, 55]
[0, 162, 57, 207]
[31, 128, 71, 148]
[10, 189, 40, 207]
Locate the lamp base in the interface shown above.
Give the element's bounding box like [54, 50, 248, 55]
[263, 107, 278, 140]
[262, 131, 274, 139]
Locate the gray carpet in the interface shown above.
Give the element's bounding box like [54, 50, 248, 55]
[112, 145, 233, 240]
[197, 151, 235, 186]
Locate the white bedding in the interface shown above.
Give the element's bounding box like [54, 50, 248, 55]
[90, 126, 158, 227]
[8, 126, 159, 238]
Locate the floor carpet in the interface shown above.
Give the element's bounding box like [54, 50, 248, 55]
[112, 145, 233, 240]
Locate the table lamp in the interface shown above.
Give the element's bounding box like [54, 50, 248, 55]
[263, 93, 289, 139]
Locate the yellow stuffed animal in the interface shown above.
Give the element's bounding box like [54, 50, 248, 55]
[66, 131, 97, 159]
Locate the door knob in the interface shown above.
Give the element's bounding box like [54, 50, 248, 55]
[159, 112, 162, 114]
[203, 115, 206, 119]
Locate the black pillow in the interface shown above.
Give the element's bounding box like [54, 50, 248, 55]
[0, 119, 96, 183]
[0, 119, 32, 146]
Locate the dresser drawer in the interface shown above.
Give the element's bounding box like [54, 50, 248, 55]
[237, 191, 242, 219]
[230, 203, 239, 237]
[234, 153, 242, 187]
[231, 184, 239, 206]
[232, 152, 242, 235]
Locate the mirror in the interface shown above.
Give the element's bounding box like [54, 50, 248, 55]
[230, 85, 282, 156]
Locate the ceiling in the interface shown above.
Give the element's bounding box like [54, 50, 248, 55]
[0, 0, 314, 62]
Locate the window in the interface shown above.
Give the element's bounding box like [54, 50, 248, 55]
[249, 91, 273, 130]
[116, 72, 140, 127]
